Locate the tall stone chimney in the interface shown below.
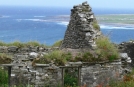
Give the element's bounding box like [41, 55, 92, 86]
[61, 1, 101, 49]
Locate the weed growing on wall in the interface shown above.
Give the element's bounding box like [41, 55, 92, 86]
[0, 53, 12, 64]
[96, 36, 119, 61]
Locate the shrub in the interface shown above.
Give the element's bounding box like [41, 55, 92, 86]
[96, 36, 119, 61]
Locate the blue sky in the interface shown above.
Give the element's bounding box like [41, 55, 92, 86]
[0, 0, 134, 9]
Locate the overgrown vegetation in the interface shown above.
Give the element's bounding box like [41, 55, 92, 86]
[93, 21, 100, 30]
[0, 36, 120, 86]
[0, 67, 8, 86]
[0, 35, 119, 64]
[0, 41, 46, 47]
[96, 36, 119, 61]
[107, 69, 134, 87]
[33, 35, 119, 65]
[74, 52, 97, 62]
[64, 68, 78, 87]
[52, 40, 62, 47]
[35, 50, 72, 66]
[0, 53, 12, 64]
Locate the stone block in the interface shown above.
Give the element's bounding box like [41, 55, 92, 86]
[29, 52, 38, 59]
[0, 46, 8, 53]
[8, 46, 18, 52]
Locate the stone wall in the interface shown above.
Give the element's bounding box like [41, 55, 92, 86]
[0, 46, 132, 87]
[61, 1, 101, 49]
[118, 41, 134, 66]
[0, 46, 62, 87]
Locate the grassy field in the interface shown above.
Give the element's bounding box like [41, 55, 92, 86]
[96, 14, 134, 24]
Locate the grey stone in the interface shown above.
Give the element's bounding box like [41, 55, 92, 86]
[29, 52, 38, 59]
[8, 46, 18, 52]
[20, 48, 29, 52]
[120, 53, 128, 59]
[0, 46, 8, 53]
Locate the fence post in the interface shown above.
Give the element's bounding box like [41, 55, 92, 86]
[8, 66, 11, 87]
[62, 68, 64, 87]
[78, 67, 81, 86]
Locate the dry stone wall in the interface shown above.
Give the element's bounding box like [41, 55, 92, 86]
[0, 46, 62, 87]
[0, 45, 132, 87]
[118, 41, 134, 66]
[61, 1, 101, 49]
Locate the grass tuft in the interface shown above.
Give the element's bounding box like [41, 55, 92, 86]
[96, 36, 119, 61]
[52, 40, 62, 47]
[93, 21, 100, 30]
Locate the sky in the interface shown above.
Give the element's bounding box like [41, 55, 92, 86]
[0, 0, 134, 9]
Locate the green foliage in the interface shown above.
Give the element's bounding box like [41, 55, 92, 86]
[7, 41, 24, 47]
[82, 52, 94, 62]
[0, 41, 7, 46]
[25, 41, 41, 47]
[74, 51, 106, 62]
[0, 53, 12, 64]
[62, 52, 72, 61]
[93, 21, 100, 30]
[40, 50, 72, 66]
[96, 36, 119, 61]
[0, 67, 8, 86]
[108, 69, 134, 87]
[52, 40, 62, 47]
[0, 41, 48, 47]
[64, 69, 78, 87]
[109, 80, 134, 87]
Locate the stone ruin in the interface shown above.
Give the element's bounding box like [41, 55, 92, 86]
[0, 46, 62, 87]
[0, 45, 132, 87]
[61, 1, 101, 49]
[0, 1, 133, 87]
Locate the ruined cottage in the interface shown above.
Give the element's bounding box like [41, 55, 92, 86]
[0, 1, 132, 87]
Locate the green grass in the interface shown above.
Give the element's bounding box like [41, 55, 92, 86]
[0, 67, 8, 86]
[52, 40, 62, 47]
[7, 41, 25, 47]
[108, 69, 134, 87]
[0, 41, 7, 46]
[33, 35, 120, 64]
[96, 36, 119, 61]
[93, 21, 100, 30]
[0, 41, 48, 47]
[36, 50, 72, 66]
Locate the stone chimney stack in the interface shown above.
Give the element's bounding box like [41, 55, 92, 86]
[61, 1, 101, 49]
